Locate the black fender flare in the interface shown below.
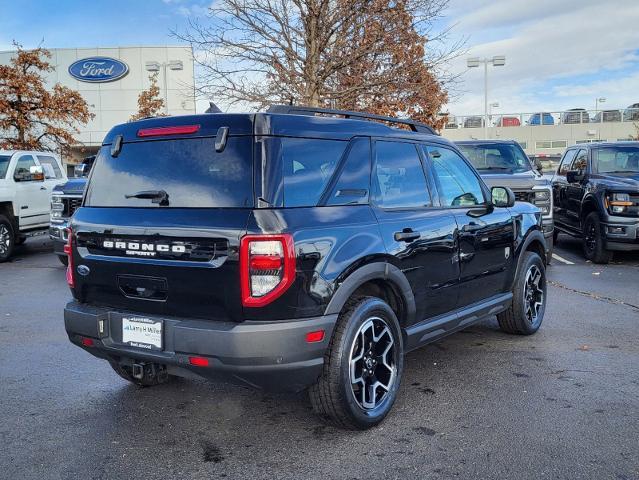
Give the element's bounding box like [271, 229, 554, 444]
[511, 229, 547, 289]
[324, 262, 416, 325]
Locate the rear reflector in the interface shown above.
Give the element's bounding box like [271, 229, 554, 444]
[81, 337, 94, 347]
[305, 330, 325, 343]
[189, 356, 209, 367]
[137, 124, 200, 137]
[64, 228, 75, 289]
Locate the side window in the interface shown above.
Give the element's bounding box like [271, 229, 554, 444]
[13, 155, 37, 181]
[37, 155, 63, 179]
[280, 138, 347, 207]
[558, 149, 577, 175]
[571, 149, 588, 173]
[427, 146, 486, 207]
[374, 141, 430, 209]
[326, 137, 371, 206]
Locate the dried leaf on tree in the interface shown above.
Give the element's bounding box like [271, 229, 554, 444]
[130, 73, 166, 121]
[0, 43, 93, 154]
[174, 0, 462, 129]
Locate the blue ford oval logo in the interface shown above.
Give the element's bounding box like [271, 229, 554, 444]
[68, 57, 129, 83]
[77, 265, 90, 276]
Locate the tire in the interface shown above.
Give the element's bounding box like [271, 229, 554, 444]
[109, 361, 172, 387]
[582, 212, 612, 264]
[497, 251, 547, 335]
[0, 215, 15, 263]
[58, 254, 69, 266]
[309, 296, 404, 430]
[552, 228, 559, 245]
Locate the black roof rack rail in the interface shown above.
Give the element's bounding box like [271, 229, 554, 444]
[267, 105, 437, 135]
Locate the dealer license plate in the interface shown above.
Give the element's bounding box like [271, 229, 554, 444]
[122, 317, 163, 351]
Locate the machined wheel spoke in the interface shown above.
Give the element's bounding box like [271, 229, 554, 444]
[349, 315, 397, 411]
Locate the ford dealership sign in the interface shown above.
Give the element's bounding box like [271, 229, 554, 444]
[68, 57, 129, 83]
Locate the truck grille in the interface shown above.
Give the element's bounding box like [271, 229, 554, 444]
[514, 190, 535, 203]
[63, 197, 83, 217]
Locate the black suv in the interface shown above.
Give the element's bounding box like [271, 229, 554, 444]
[552, 142, 639, 263]
[63, 106, 548, 429]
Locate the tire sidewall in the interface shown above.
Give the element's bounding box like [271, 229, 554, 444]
[515, 253, 547, 333]
[337, 298, 404, 428]
[582, 212, 606, 261]
[0, 216, 15, 262]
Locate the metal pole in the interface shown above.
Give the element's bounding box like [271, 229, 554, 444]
[163, 63, 169, 115]
[484, 60, 488, 139]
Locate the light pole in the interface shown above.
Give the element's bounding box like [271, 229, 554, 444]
[467, 56, 506, 139]
[145, 60, 184, 114]
[595, 97, 606, 122]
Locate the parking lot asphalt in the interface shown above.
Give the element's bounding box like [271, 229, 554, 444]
[1, 236, 638, 480]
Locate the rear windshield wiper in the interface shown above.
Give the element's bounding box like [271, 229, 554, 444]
[125, 190, 170, 206]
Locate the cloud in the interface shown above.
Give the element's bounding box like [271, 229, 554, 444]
[444, 0, 639, 114]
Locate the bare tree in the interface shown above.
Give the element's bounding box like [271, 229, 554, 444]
[174, 0, 462, 126]
[0, 43, 93, 154]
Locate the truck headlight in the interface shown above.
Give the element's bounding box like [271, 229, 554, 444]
[533, 189, 551, 216]
[606, 192, 633, 215]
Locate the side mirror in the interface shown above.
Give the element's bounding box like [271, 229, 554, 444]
[566, 170, 584, 183]
[74, 163, 88, 177]
[491, 186, 515, 208]
[30, 165, 45, 181]
[534, 159, 543, 173]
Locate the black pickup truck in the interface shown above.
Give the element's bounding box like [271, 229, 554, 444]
[552, 142, 639, 263]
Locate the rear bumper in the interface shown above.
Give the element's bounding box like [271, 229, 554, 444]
[64, 301, 337, 392]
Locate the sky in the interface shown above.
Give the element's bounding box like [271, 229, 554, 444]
[1, 0, 638, 115]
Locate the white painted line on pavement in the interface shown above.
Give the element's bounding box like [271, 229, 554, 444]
[552, 253, 575, 265]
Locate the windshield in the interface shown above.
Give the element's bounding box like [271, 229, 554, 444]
[457, 143, 532, 173]
[592, 146, 639, 174]
[85, 137, 254, 208]
[0, 155, 10, 179]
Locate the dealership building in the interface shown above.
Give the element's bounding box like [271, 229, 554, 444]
[0, 45, 196, 173]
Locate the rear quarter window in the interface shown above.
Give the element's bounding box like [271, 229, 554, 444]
[85, 137, 254, 208]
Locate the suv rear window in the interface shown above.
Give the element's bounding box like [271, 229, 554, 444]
[85, 137, 254, 208]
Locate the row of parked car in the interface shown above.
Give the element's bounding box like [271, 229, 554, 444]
[449, 103, 639, 128]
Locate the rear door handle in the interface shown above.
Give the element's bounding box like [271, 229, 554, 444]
[40, 186, 47, 190]
[394, 229, 421, 242]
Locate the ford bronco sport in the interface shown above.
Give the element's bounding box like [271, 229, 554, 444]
[64, 106, 548, 429]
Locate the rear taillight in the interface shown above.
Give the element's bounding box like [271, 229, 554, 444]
[240, 234, 295, 307]
[64, 228, 75, 288]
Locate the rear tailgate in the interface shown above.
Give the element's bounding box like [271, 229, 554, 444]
[71, 207, 249, 321]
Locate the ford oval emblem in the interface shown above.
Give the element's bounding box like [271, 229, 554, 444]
[68, 57, 129, 83]
[77, 264, 90, 276]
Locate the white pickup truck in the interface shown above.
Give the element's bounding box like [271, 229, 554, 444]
[0, 150, 67, 262]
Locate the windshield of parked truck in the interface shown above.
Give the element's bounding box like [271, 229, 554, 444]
[457, 143, 532, 173]
[592, 146, 639, 174]
[0, 155, 10, 179]
[85, 137, 254, 208]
